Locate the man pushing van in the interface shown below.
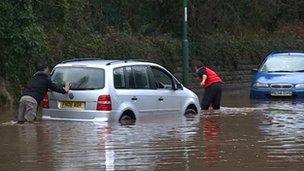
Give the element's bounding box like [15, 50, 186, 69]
[15, 61, 70, 124]
[194, 61, 223, 110]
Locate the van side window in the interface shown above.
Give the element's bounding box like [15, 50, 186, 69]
[151, 67, 174, 89]
[113, 67, 126, 89]
[132, 66, 152, 89]
[125, 66, 135, 89]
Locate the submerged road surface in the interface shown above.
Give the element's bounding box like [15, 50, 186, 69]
[1, 88, 304, 170]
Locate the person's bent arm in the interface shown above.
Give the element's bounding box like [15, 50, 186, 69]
[201, 74, 207, 87]
[48, 79, 70, 94]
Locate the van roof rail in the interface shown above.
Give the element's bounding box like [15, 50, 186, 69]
[106, 59, 151, 65]
[127, 59, 151, 62]
[106, 60, 122, 66]
[60, 58, 102, 64]
[270, 50, 304, 55]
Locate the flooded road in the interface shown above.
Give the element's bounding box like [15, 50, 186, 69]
[1, 87, 304, 170]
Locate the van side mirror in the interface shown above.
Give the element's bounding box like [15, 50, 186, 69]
[176, 83, 183, 90]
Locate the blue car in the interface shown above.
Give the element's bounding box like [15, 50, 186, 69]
[250, 51, 304, 99]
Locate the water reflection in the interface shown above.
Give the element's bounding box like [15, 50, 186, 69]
[0, 114, 201, 170]
[252, 100, 304, 167]
[1, 91, 304, 170]
[203, 114, 221, 167]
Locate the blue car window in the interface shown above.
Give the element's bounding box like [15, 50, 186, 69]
[261, 55, 304, 72]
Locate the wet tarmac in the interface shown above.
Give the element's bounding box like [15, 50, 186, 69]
[1, 87, 304, 170]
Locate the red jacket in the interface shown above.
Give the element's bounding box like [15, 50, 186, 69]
[204, 67, 223, 88]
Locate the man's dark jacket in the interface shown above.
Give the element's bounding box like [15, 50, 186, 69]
[22, 71, 66, 104]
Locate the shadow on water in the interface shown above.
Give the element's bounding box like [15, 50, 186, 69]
[1, 87, 304, 170]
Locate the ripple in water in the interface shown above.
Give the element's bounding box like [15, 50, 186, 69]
[0, 101, 304, 170]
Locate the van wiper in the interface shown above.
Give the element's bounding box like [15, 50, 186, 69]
[269, 70, 293, 72]
[294, 70, 304, 72]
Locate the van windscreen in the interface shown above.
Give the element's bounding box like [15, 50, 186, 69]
[51, 67, 105, 90]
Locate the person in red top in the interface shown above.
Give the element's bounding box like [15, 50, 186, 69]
[195, 61, 223, 110]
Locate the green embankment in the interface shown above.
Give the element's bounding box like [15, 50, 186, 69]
[1, 1, 303, 105]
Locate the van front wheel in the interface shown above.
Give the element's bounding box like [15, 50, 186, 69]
[184, 108, 198, 118]
[185, 108, 197, 115]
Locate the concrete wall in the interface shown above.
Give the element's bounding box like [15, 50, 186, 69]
[174, 64, 258, 90]
[0, 77, 14, 108]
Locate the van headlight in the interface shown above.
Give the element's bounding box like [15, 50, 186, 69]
[253, 82, 269, 88]
[295, 84, 304, 89]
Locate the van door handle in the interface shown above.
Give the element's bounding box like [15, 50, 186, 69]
[158, 97, 164, 101]
[131, 97, 138, 101]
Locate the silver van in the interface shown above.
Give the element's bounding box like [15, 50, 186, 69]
[42, 59, 201, 123]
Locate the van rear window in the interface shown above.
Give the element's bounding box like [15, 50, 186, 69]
[52, 67, 105, 90]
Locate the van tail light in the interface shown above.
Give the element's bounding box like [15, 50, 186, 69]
[42, 94, 49, 109]
[97, 95, 112, 111]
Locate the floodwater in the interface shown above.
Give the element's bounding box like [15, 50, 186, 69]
[1, 87, 304, 170]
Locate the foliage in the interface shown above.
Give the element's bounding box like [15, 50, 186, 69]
[192, 26, 304, 70]
[1, 0, 304, 99]
[0, 0, 45, 95]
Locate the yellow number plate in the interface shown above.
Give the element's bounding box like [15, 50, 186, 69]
[60, 101, 85, 109]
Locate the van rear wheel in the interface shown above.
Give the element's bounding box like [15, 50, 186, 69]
[119, 114, 136, 125]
